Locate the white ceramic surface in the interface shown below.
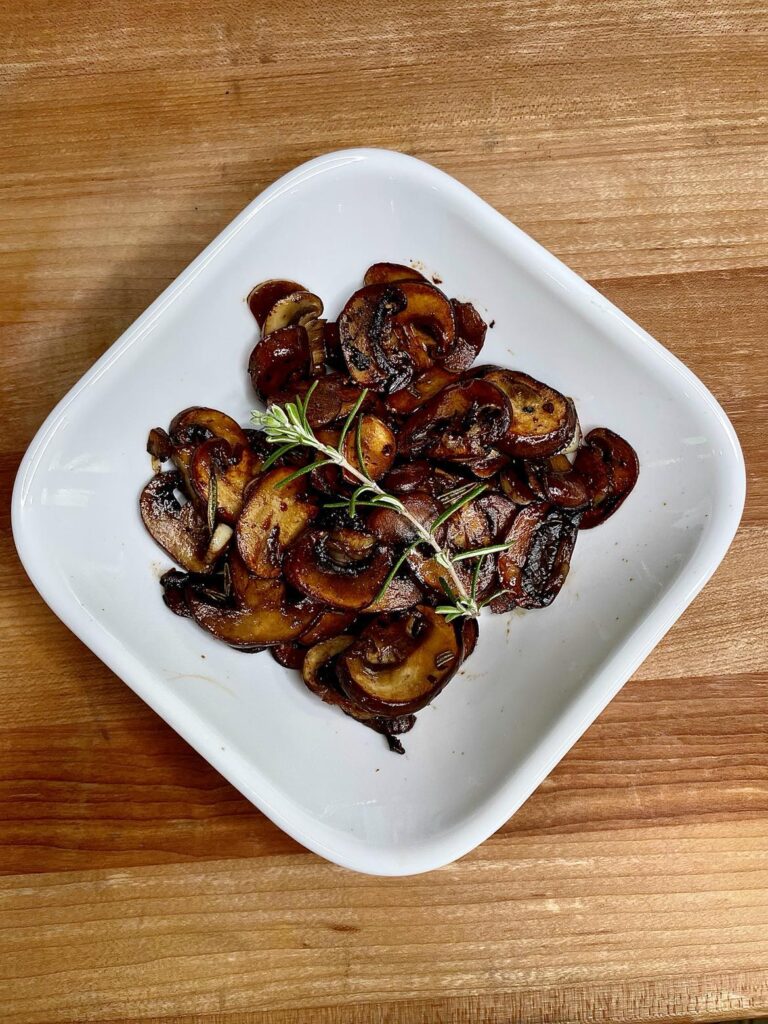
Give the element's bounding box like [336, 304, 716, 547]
[12, 149, 745, 875]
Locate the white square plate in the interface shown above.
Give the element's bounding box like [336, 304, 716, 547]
[12, 149, 745, 875]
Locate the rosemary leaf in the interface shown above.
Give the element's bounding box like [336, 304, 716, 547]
[337, 388, 369, 451]
[260, 442, 299, 472]
[429, 483, 487, 533]
[273, 459, 332, 488]
[206, 471, 218, 535]
[451, 541, 512, 562]
[355, 414, 367, 475]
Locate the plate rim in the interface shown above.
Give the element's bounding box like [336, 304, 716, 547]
[11, 147, 746, 874]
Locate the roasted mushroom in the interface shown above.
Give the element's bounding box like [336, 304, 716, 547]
[496, 503, 580, 608]
[187, 586, 318, 647]
[575, 428, 639, 528]
[247, 279, 305, 328]
[248, 325, 315, 400]
[469, 366, 577, 458]
[445, 300, 487, 372]
[339, 282, 455, 392]
[398, 378, 511, 460]
[140, 471, 232, 573]
[263, 290, 324, 335]
[236, 466, 320, 577]
[337, 606, 463, 717]
[284, 528, 392, 610]
[363, 262, 427, 286]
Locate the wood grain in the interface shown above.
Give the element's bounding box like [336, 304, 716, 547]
[1, 1, 767, 1021]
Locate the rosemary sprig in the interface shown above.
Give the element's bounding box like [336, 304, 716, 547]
[251, 389, 513, 620]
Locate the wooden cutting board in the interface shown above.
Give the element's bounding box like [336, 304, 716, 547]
[1, 1, 766, 1021]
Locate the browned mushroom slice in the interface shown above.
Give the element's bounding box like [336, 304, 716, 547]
[499, 461, 538, 505]
[187, 588, 316, 647]
[477, 492, 518, 539]
[444, 300, 487, 372]
[304, 634, 420, 753]
[398, 379, 510, 461]
[525, 454, 591, 509]
[228, 552, 284, 609]
[247, 279, 305, 328]
[338, 282, 455, 392]
[367, 491, 440, 545]
[248, 325, 314, 400]
[460, 617, 479, 660]
[322, 321, 345, 370]
[271, 643, 307, 669]
[385, 366, 460, 416]
[140, 472, 232, 573]
[463, 451, 509, 480]
[147, 427, 173, 466]
[302, 635, 356, 706]
[363, 572, 424, 613]
[575, 428, 639, 528]
[284, 529, 392, 610]
[263, 290, 324, 335]
[270, 373, 379, 429]
[190, 437, 260, 523]
[236, 466, 320, 577]
[408, 547, 495, 601]
[338, 606, 463, 717]
[341, 414, 397, 482]
[299, 608, 358, 646]
[497, 503, 580, 608]
[169, 407, 248, 452]
[470, 366, 577, 458]
[363, 262, 427, 286]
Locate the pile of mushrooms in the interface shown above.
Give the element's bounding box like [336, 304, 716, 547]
[141, 263, 638, 753]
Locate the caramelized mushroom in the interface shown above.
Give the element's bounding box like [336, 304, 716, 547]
[284, 529, 392, 610]
[247, 279, 305, 328]
[445, 300, 487, 372]
[496, 504, 580, 608]
[339, 282, 455, 392]
[385, 366, 459, 416]
[271, 373, 380, 429]
[363, 262, 427, 286]
[263, 290, 324, 335]
[236, 466, 320, 577]
[398, 379, 511, 460]
[190, 436, 260, 523]
[271, 643, 307, 669]
[341, 414, 397, 482]
[524, 454, 590, 509]
[248, 325, 314, 400]
[363, 572, 424, 613]
[299, 608, 358, 646]
[140, 471, 232, 573]
[367, 491, 440, 545]
[187, 587, 317, 647]
[575, 428, 639, 528]
[338, 606, 463, 716]
[469, 367, 577, 458]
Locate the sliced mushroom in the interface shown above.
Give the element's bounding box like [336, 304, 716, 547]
[496, 504, 580, 608]
[140, 471, 232, 573]
[386, 366, 459, 416]
[299, 608, 358, 646]
[271, 643, 307, 669]
[499, 461, 538, 505]
[302, 635, 356, 706]
[248, 325, 315, 400]
[367, 491, 440, 545]
[524, 454, 591, 509]
[169, 407, 248, 452]
[236, 466, 320, 577]
[339, 282, 455, 392]
[228, 552, 284, 609]
[263, 290, 324, 335]
[398, 379, 511, 461]
[445, 300, 487, 372]
[190, 436, 260, 524]
[463, 450, 509, 480]
[338, 606, 463, 716]
[271, 372, 379, 429]
[322, 321, 345, 370]
[147, 427, 173, 465]
[159, 566, 230, 617]
[575, 428, 639, 528]
[247, 279, 305, 328]
[470, 366, 577, 458]
[363, 572, 424, 613]
[341, 414, 397, 482]
[363, 262, 427, 286]
[187, 587, 317, 647]
[460, 617, 479, 660]
[284, 529, 392, 610]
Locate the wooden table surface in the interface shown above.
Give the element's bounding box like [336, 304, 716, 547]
[2, 2, 767, 1022]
